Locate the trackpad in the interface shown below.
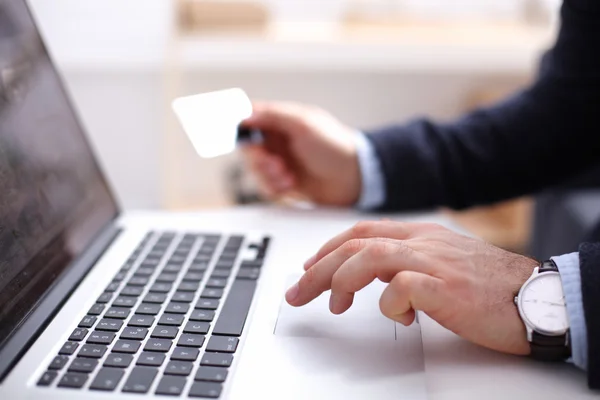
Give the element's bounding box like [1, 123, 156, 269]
[274, 275, 395, 341]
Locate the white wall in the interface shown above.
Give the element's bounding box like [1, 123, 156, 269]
[27, 0, 535, 210]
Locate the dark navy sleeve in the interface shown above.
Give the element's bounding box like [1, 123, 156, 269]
[365, 0, 600, 212]
[578, 243, 600, 389]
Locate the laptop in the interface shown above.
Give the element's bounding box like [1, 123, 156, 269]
[0, 1, 427, 399]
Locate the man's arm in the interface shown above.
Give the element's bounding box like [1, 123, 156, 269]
[364, 0, 600, 212]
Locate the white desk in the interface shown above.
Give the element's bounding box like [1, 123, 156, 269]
[126, 205, 595, 399]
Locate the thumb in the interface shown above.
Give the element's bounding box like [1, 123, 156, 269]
[379, 271, 445, 325]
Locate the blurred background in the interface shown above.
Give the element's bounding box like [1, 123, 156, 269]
[28, 0, 562, 253]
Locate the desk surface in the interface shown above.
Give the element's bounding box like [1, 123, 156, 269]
[125, 205, 594, 399]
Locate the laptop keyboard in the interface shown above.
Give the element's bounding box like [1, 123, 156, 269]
[36, 231, 269, 398]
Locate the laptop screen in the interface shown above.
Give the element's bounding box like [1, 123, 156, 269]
[0, 1, 118, 346]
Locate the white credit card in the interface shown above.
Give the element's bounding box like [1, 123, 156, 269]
[171, 88, 253, 158]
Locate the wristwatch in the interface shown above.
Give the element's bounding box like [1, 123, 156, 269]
[514, 260, 571, 361]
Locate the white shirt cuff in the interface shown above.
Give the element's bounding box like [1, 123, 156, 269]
[354, 132, 386, 210]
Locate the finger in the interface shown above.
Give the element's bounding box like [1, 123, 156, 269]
[329, 239, 429, 314]
[379, 271, 446, 325]
[243, 101, 307, 133]
[288, 237, 425, 308]
[304, 221, 440, 270]
[242, 146, 296, 193]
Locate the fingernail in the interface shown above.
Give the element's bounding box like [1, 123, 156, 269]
[285, 283, 299, 303]
[329, 294, 339, 314]
[303, 254, 316, 269]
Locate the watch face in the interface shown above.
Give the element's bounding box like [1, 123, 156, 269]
[519, 272, 569, 335]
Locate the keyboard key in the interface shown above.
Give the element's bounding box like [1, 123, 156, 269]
[163, 264, 182, 273]
[177, 334, 205, 348]
[172, 291, 195, 303]
[37, 371, 58, 386]
[240, 260, 263, 269]
[164, 259, 183, 267]
[156, 375, 186, 396]
[219, 251, 238, 260]
[189, 382, 222, 398]
[97, 292, 113, 304]
[122, 262, 135, 271]
[68, 357, 98, 373]
[171, 347, 199, 361]
[78, 344, 107, 358]
[183, 272, 204, 282]
[97, 319, 123, 332]
[158, 314, 185, 326]
[121, 286, 144, 297]
[104, 353, 133, 368]
[143, 293, 167, 304]
[88, 304, 105, 316]
[201, 353, 233, 367]
[136, 303, 161, 315]
[201, 288, 224, 299]
[183, 321, 210, 335]
[165, 302, 189, 314]
[149, 283, 172, 293]
[105, 281, 120, 292]
[90, 367, 124, 391]
[129, 314, 155, 327]
[121, 327, 148, 340]
[113, 271, 127, 282]
[156, 273, 178, 283]
[211, 269, 230, 279]
[206, 278, 227, 288]
[151, 326, 179, 339]
[59, 341, 79, 355]
[165, 360, 193, 376]
[206, 336, 239, 353]
[128, 276, 149, 286]
[112, 340, 141, 354]
[122, 367, 158, 394]
[48, 355, 69, 370]
[189, 262, 209, 272]
[105, 307, 130, 319]
[174, 248, 191, 256]
[137, 352, 165, 367]
[213, 280, 257, 336]
[113, 296, 137, 308]
[144, 338, 172, 352]
[135, 266, 155, 276]
[141, 259, 160, 267]
[57, 372, 88, 389]
[195, 366, 228, 382]
[215, 261, 235, 270]
[87, 331, 115, 345]
[237, 267, 260, 280]
[177, 282, 199, 292]
[78, 315, 97, 329]
[195, 299, 219, 310]
[189, 310, 215, 322]
[68, 328, 89, 342]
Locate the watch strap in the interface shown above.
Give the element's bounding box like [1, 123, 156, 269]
[530, 332, 571, 361]
[528, 259, 571, 361]
[539, 259, 559, 273]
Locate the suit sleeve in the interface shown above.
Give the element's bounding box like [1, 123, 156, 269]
[578, 243, 600, 389]
[365, 0, 600, 212]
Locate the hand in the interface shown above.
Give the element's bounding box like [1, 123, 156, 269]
[241, 101, 361, 206]
[286, 221, 539, 356]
